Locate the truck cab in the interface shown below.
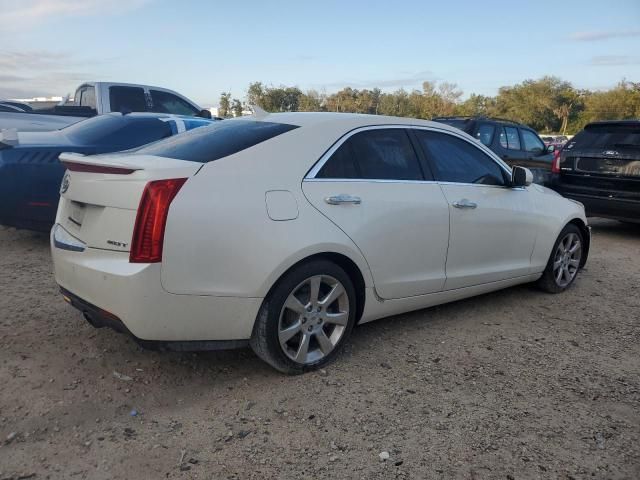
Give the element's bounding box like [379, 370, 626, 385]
[74, 82, 210, 118]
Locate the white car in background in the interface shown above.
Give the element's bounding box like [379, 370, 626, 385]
[51, 112, 590, 374]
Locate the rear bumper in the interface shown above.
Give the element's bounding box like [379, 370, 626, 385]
[51, 224, 262, 342]
[557, 191, 640, 222]
[60, 287, 249, 351]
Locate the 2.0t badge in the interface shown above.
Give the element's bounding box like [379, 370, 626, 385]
[60, 172, 70, 194]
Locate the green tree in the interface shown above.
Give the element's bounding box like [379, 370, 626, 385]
[298, 89, 323, 111]
[218, 92, 231, 118]
[232, 98, 243, 117]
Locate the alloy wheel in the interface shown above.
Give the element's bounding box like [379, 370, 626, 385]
[553, 232, 582, 288]
[278, 275, 350, 365]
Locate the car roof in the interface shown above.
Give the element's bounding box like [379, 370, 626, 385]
[585, 120, 640, 128]
[241, 111, 463, 134]
[433, 116, 525, 127]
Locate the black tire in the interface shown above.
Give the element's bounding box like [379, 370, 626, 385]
[250, 259, 357, 375]
[536, 223, 584, 293]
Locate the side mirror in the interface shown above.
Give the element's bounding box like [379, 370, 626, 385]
[546, 144, 555, 153]
[512, 166, 533, 187]
[198, 109, 212, 119]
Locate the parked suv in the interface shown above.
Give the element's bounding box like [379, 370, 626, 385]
[550, 120, 640, 223]
[432, 116, 555, 185]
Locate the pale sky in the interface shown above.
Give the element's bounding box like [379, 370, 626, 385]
[1, 0, 639, 107]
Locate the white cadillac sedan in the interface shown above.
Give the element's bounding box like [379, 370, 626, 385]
[51, 112, 590, 374]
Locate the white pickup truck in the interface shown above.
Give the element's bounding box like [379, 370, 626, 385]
[0, 82, 211, 132]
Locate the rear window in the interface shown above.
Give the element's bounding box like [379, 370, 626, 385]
[110, 86, 148, 113]
[62, 115, 171, 147]
[569, 124, 640, 150]
[433, 119, 473, 133]
[133, 120, 299, 163]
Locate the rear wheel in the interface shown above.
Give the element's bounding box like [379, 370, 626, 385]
[250, 260, 356, 374]
[536, 224, 583, 293]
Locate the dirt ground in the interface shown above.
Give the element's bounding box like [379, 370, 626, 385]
[0, 219, 638, 480]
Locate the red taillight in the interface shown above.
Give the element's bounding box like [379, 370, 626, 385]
[129, 178, 187, 263]
[551, 150, 561, 173]
[62, 161, 137, 175]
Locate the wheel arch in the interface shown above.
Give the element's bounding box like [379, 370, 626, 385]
[567, 217, 590, 267]
[261, 251, 368, 324]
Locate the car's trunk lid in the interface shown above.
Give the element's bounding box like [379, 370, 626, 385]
[56, 152, 202, 252]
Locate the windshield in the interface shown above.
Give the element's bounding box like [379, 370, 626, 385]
[570, 124, 640, 150]
[132, 119, 299, 163]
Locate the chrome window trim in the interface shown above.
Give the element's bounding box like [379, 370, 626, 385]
[305, 124, 512, 183]
[304, 178, 438, 185]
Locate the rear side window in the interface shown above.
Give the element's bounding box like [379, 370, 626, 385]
[316, 129, 423, 181]
[149, 90, 199, 116]
[77, 86, 96, 109]
[569, 123, 640, 149]
[499, 126, 521, 150]
[110, 86, 148, 113]
[133, 120, 298, 162]
[416, 130, 506, 186]
[475, 124, 495, 146]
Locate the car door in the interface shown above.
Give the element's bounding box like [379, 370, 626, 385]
[520, 128, 553, 184]
[495, 125, 527, 167]
[413, 128, 539, 290]
[302, 127, 450, 299]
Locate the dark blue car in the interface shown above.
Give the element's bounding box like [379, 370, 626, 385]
[0, 113, 216, 231]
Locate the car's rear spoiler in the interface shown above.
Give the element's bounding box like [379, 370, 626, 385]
[60, 152, 143, 171]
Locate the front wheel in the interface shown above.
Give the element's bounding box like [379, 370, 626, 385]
[250, 260, 357, 374]
[536, 224, 584, 293]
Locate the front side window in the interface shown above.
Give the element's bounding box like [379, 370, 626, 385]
[521, 129, 545, 153]
[415, 130, 506, 186]
[149, 90, 199, 116]
[316, 129, 423, 180]
[109, 86, 148, 113]
[475, 124, 495, 146]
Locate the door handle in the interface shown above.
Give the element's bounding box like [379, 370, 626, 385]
[325, 194, 362, 205]
[452, 199, 477, 209]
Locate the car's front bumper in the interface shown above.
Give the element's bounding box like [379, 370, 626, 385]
[51, 224, 262, 343]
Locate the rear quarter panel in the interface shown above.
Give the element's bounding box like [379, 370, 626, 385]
[160, 125, 374, 298]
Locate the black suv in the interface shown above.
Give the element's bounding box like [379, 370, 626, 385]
[550, 120, 640, 223]
[432, 116, 555, 185]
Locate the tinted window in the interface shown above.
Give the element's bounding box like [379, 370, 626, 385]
[502, 126, 521, 150]
[416, 130, 506, 186]
[62, 115, 171, 147]
[475, 124, 495, 146]
[110, 86, 148, 113]
[150, 90, 199, 116]
[133, 120, 298, 163]
[78, 87, 96, 109]
[433, 119, 474, 133]
[521, 129, 545, 153]
[499, 128, 508, 148]
[569, 123, 640, 149]
[317, 129, 423, 180]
